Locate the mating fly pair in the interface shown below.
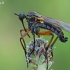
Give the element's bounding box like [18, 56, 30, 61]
[14, 11, 70, 69]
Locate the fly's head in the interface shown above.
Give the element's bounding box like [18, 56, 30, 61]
[14, 12, 27, 32]
[14, 12, 26, 21]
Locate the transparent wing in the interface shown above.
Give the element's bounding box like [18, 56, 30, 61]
[43, 16, 70, 32]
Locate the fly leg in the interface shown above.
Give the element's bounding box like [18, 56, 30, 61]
[50, 36, 58, 57]
[38, 30, 54, 49]
[28, 33, 36, 57]
[20, 28, 30, 55]
[20, 28, 30, 67]
[38, 30, 54, 70]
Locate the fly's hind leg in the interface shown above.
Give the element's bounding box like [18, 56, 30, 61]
[50, 36, 58, 57]
[38, 30, 58, 58]
[38, 30, 54, 69]
[38, 30, 54, 49]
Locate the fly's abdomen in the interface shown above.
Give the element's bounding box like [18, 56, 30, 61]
[31, 22, 68, 42]
[53, 27, 68, 42]
[44, 22, 68, 42]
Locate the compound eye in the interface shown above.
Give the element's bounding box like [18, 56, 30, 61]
[19, 12, 26, 20]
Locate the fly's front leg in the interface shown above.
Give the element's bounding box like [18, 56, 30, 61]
[20, 28, 30, 37]
[20, 28, 30, 67]
[20, 28, 30, 56]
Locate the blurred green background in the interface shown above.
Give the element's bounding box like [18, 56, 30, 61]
[0, 0, 70, 70]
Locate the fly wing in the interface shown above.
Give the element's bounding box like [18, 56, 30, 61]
[43, 16, 70, 32]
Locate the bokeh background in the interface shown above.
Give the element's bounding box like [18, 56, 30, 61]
[0, 0, 70, 70]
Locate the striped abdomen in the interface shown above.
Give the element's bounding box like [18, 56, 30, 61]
[32, 22, 68, 42]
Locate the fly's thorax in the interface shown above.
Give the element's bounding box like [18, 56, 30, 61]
[26, 14, 36, 22]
